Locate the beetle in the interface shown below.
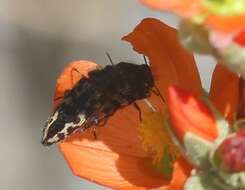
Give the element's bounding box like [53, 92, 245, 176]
[42, 57, 163, 146]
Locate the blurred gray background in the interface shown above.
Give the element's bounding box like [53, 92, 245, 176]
[0, 1, 215, 190]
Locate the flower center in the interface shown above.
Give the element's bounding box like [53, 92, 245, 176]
[138, 111, 181, 177]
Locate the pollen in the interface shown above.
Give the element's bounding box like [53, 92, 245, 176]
[138, 111, 181, 165]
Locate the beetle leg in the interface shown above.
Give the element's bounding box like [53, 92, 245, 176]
[133, 102, 142, 121]
[151, 85, 165, 103]
[92, 128, 98, 139]
[53, 89, 71, 102]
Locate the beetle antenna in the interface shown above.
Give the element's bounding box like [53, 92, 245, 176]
[106, 52, 114, 65]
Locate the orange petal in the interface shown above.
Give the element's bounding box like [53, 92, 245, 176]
[61, 140, 190, 189]
[55, 61, 169, 188]
[53, 60, 100, 108]
[209, 64, 239, 123]
[165, 157, 192, 190]
[237, 80, 245, 119]
[140, 0, 203, 17]
[167, 86, 218, 142]
[59, 139, 166, 189]
[122, 18, 202, 98]
[206, 14, 245, 34]
[59, 104, 169, 189]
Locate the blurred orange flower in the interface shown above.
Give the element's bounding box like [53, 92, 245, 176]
[234, 31, 245, 47]
[140, 0, 245, 34]
[140, 0, 203, 18]
[53, 18, 239, 189]
[205, 14, 245, 34]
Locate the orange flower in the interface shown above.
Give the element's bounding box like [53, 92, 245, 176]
[205, 14, 245, 34]
[52, 18, 239, 189]
[140, 0, 245, 34]
[165, 63, 240, 149]
[57, 61, 193, 189]
[121, 18, 202, 98]
[140, 0, 203, 18]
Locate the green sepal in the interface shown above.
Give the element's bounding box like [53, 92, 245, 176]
[184, 170, 239, 190]
[184, 171, 220, 190]
[183, 132, 213, 169]
[179, 20, 214, 54]
[183, 92, 231, 169]
[217, 170, 245, 189]
[201, 92, 231, 143]
[209, 137, 245, 189]
[164, 118, 186, 156]
[209, 149, 245, 189]
[217, 44, 245, 77]
[165, 114, 214, 169]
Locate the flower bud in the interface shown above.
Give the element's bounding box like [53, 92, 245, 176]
[166, 86, 218, 143]
[217, 130, 245, 173]
[234, 31, 245, 47]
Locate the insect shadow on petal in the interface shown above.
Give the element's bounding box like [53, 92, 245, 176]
[42, 54, 164, 146]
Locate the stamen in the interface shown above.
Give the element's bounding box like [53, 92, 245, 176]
[138, 111, 181, 165]
[143, 99, 157, 112]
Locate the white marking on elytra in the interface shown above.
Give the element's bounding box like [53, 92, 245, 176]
[46, 113, 86, 144]
[43, 111, 59, 140]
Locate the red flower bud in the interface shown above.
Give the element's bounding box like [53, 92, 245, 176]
[167, 86, 218, 142]
[218, 130, 245, 173]
[234, 31, 245, 47]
